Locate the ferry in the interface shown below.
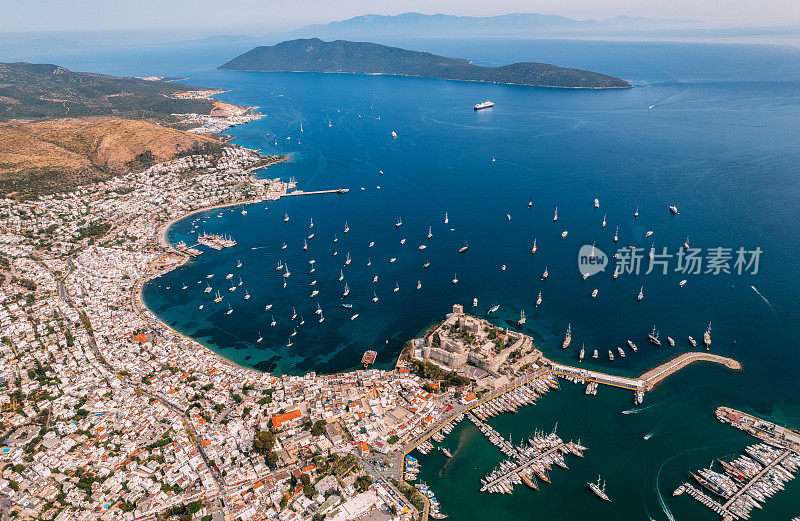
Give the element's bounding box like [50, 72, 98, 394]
[531, 238, 537, 254]
[562, 324, 572, 349]
[458, 241, 469, 253]
[518, 309, 526, 325]
[649, 326, 661, 346]
[588, 477, 611, 501]
[474, 100, 494, 110]
[487, 304, 500, 314]
[536, 291, 542, 307]
[703, 322, 712, 348]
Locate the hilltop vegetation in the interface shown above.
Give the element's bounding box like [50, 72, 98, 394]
[0, 62, 240, 199]
[0, 62, 215, 121]
[0, 118, 222, 199]
[220, 38, 631, 89]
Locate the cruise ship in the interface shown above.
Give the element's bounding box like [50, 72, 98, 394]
[474, 100, 495, 110]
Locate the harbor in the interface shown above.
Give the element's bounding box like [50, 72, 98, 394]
[673, 407, 800, 520]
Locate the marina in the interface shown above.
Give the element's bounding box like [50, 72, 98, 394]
[674, 407, 800, 520]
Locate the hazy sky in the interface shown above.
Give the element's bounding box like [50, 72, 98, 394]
[3, 0, 799, 34]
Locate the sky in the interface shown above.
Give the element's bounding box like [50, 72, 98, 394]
[2, 0, 799, 35]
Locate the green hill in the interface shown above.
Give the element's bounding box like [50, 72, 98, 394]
[0, 62, 216, 121]
[219, 38, 631, 89]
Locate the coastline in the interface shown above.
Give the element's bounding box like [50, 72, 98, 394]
[217, 69, 634, 89]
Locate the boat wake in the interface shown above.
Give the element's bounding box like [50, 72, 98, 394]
[655, 455, 678, 521]
[751, 285, 775, 313]
[621, 402, 661, 415]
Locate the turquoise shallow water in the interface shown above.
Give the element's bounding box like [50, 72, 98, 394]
[32, 38, 799, 518]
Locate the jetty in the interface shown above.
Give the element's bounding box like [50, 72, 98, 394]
[547, 351, 741, 394]
[282, 188, 349, 197]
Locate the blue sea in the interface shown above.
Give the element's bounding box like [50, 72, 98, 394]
[11, 38, 800, 519]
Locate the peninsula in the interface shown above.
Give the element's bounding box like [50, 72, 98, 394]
[219, 38, 632, 89]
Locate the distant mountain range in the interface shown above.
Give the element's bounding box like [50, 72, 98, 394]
[219, 38, 631, 89]
[265, 12, 690, 41]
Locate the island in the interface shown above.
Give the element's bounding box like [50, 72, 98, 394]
[219, 38, 632, 89]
